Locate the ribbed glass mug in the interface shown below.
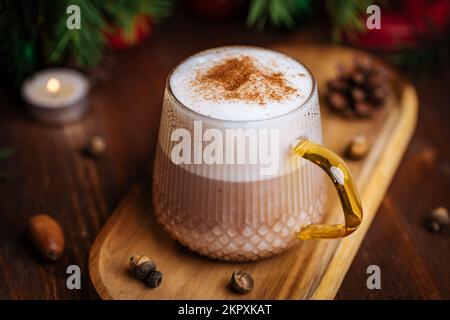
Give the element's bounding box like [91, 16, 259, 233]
[152, 48, 363, 261]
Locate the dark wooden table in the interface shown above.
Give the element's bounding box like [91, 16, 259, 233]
[0, 13, 449, 300]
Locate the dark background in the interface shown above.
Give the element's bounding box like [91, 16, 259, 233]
[0, 12, 449, 299]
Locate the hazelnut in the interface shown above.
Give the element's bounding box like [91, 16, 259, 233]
[425, 206, 449, 234]
[431, 207, 449, 226]
[28, 214, 65, 262]
[86, 136, 106, 158]
[346, 134, 369, 160]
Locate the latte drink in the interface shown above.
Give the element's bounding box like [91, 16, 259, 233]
[153, 46, 327, 261]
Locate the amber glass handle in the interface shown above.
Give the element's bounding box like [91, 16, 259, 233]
[292, 139, 363, 240]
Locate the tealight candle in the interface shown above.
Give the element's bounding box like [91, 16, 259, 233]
[21, 68, 90, 124]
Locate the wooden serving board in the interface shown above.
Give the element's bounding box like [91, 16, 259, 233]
[89, 45, 418, 300]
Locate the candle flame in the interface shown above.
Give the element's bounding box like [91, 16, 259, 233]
[46, 77, 61, 95]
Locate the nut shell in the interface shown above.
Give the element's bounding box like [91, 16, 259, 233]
[431, 207, 449, 226]
[28, 214, 65, 262]
[346, 134, 369, 160]
[86, 136, 106, 158]
[231, 270, 254, 294]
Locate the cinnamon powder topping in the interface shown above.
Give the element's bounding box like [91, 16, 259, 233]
[192, 55, 297, 104]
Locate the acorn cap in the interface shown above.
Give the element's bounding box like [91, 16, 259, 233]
[129, 255, 150, 269]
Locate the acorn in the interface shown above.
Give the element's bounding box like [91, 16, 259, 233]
[28, 214, 65, 262]
[129, 255, 156, 280]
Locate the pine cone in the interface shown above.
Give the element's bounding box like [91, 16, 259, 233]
[325, 58, 389, 118]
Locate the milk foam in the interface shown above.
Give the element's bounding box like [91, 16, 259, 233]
[169, 46, 313, 121]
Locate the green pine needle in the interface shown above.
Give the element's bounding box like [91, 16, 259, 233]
[48, 0, 106, 67]
[326, 0, 372, 42]
[247, 0, 312, 29]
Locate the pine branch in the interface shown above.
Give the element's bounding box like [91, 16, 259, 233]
[102, 0, 175, 37]
[326, 0, 372, 42]
[49, 0, 175, 66]
[246, 0, 371, 40]
[0, 0, 176, 86]
[48, 0, 107, 67]
[247, 0, 312, 29]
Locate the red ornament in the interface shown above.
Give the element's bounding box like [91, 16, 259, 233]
[187, 0, 246, 18]
[104, 15, 153, 51]
[347, 0, 450, 51]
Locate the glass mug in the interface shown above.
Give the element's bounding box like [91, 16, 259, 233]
[153, 47, 362, 261]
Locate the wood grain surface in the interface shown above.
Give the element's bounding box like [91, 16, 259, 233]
[88, 44, 418, 299]
[0, 13, 449, 299]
